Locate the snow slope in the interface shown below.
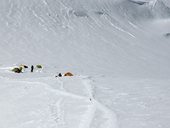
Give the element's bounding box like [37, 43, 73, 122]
[0, 0, 170, 77]
[0, 0, 170, 128]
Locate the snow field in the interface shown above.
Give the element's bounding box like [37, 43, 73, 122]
[93, 77, 170, 128]
[0, 75, 118, 128]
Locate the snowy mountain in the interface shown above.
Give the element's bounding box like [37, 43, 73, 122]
[0, 0, 170, 128]
[115, 0, 170, 21]
[0, 0, 170, 77]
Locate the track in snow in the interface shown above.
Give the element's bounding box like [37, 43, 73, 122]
[0, 75, 118, 128]
[36, 76, 118, 128]
[79, 77, 118, 128]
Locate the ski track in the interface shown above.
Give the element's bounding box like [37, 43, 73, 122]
[1, 76, 118, 128]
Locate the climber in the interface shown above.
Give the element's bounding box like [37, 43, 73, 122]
[31, 65, 34, 72]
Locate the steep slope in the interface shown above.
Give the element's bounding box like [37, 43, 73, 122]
[0, 0, 170, 77]
[114, 0, 170, 21]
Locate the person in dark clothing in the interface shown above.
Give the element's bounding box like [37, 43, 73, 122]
[31, 65, 34, 72]
[56, 73, 62, 77]
[58, 73, 62, 77]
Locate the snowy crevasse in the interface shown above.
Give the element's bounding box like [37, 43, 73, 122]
[0, 0, 170, 77]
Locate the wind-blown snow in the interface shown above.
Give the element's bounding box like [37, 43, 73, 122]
[0, 0, 170, 128]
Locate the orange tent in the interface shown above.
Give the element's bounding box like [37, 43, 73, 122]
[64, 72, 73, 76]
